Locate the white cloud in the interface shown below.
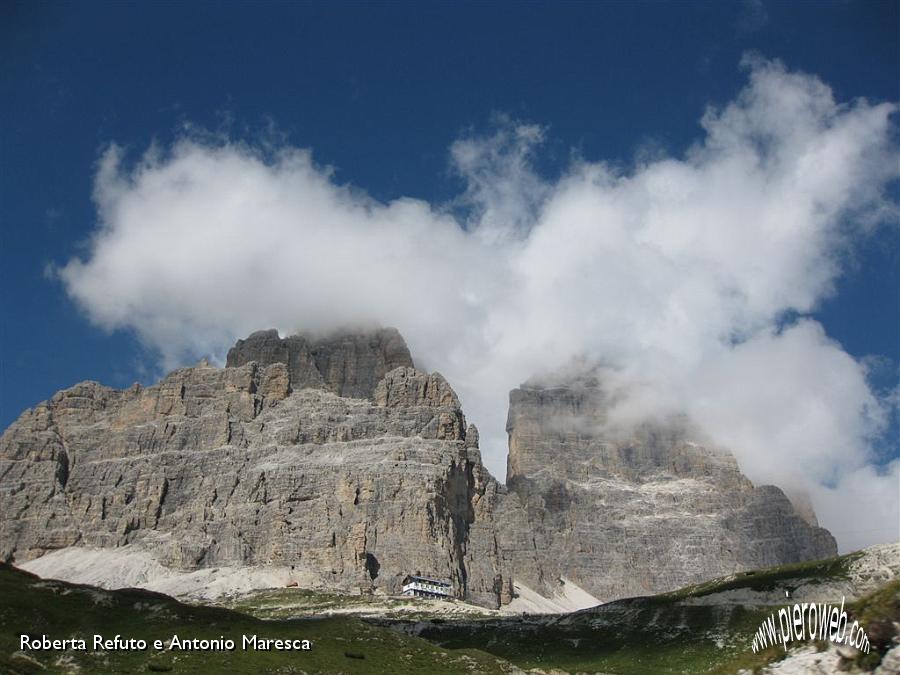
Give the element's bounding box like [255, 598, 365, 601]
[810, 461, 900, 553]
[59, 58, 899, 551]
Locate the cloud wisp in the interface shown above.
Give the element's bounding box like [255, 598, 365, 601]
[59, 58, 899, 552]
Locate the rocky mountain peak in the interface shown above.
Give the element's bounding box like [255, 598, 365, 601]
[0, 329, 838, 610]
[506, 377, 744, 488]
[226, 327, 413, 399]
[374, 367, 460, 408]
[497, 369, 837, 602]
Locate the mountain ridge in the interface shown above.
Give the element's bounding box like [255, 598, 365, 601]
[0, 327, 837, 608]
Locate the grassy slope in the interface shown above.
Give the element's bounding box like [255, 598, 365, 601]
[221, 588, 490, 622]
[0, 564, 512, 675]
[401, 549, 897, 674]
[657, 550, 864, 601]
[846, 578, 900, 672]
[405, 600, 775, 673]
[3, 549, 897, 674]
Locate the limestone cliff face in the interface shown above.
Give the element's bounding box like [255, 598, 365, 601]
[226, 328, 413, 400]
[0, 332, 505, 605]
[0, 329, 836, 609]
[496, 376, 838, 601]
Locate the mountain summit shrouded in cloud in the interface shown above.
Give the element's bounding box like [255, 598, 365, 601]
[57, 57, 899, 553]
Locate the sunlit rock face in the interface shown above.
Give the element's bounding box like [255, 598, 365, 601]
[0, 329, 506, 607]
[496, 373, 838, 601]
[0, 329, 835, 609]
[225, 327, 413, 400]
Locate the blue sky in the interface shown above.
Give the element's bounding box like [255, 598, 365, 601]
[1, 1, 898, 546]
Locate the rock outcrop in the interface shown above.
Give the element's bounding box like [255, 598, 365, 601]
[0, 332, 504, 606]
[0, 328, 836, 608]
[226, 328, 413, 399]
[496, 374, 838, 601]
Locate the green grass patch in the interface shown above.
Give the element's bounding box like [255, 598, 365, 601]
[845, 579, 900, 671]
[658, 550, 863, 602]
[2, 548, 893, 675]
[394, 550, 875, 675]
[0, 564, 512, 674]
[404, 601, 775, 674]
[219, 587, 490, 622]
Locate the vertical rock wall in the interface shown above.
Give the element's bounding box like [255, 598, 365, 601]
[0, 329, 838, 608]
[497, 376, 838, 601]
